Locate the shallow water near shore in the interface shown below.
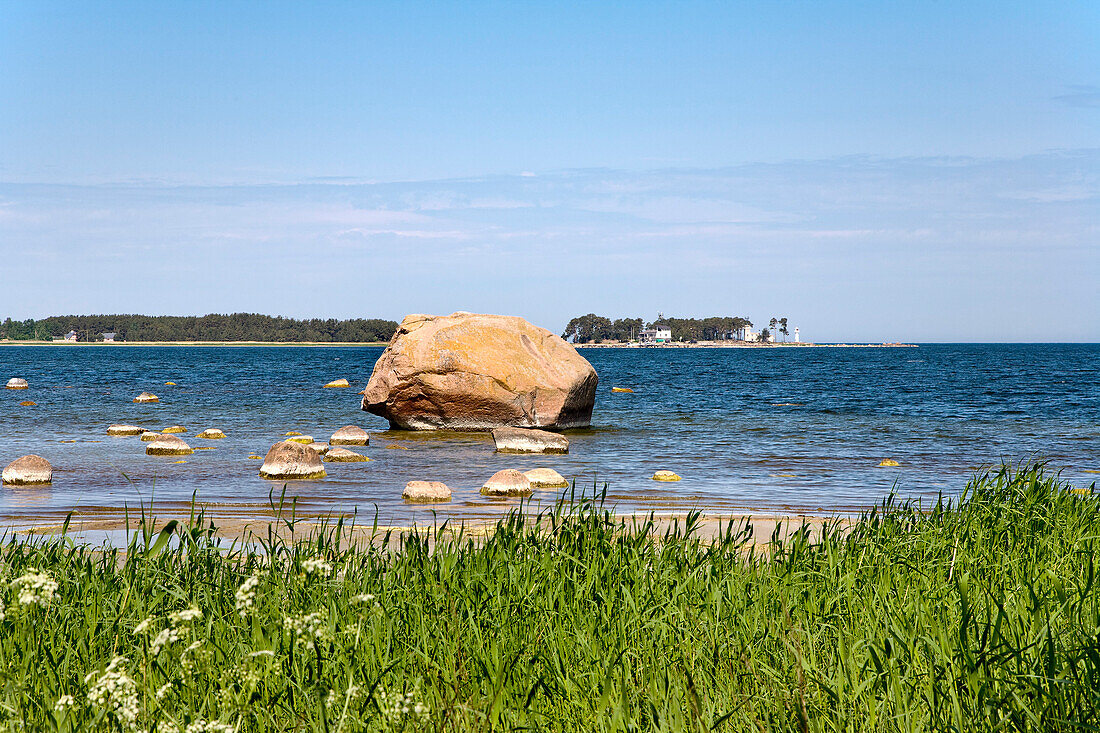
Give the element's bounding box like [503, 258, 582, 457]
[1, 343, 1097, 525]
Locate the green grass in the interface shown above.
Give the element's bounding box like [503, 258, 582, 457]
[0, 464, 1097, 731]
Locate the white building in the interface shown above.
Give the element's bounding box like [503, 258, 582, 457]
[639, 325, 672, 344]
[794, 327, 800, 343]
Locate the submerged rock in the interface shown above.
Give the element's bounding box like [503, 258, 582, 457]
[652, 470, 681, 482]
[480, 469, 533, 497]
[197, 428, 226, 439]
[324, 447, 370, 463]
[878, 459, 900, 467]
[286, 435, 313, 444]
[146, 435, 193, 456]
[492, 427, 569, 454]
[162, 425, 187, 434]
[323, 378, 350, 388]
[133, 392, 159, 403]
[329, 425, 369, 446]
[523, 468, 569, 489]
[5, 378, 28, 390]
[259, 441, 326, 480]
[611, 387, 634, 393]
[19, 401, 36, 407]
[107, 424, 144, 436]
[2, 455, 52, 486]
[361, 312, 598, 430]
[403, 480, 451, 502]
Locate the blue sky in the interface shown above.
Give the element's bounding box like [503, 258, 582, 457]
[1, 1, 1097, 341]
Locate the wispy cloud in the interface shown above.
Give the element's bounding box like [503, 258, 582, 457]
[0, 150, 1097, 341]
[1053, 85, 1100, 108]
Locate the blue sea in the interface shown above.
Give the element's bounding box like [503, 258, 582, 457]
[1, 344, 1097, 525]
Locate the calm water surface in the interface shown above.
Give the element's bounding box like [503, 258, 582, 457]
[1, 344, 1097, 524]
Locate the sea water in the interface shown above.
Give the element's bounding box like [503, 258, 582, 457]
[0, 344, 1097, 524]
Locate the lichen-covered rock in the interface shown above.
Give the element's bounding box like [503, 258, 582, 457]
[324, 448, 370, 463]
[146, 435, 193, 456]
[259, 441, 326, 480]
[140, 431, 159, 441]
[107, 424, 144, 436]
[2, 455, 52, 486]
[323, 378, 350, 388]
[286, 435, 313, 444]
[878, 459, 900, 467]
[5, 378, 28, 390]
[133, 392, 159, 403]
[480, 469, 533, 497]
[523, 468, 569, 489]
[306, 442, 329, 455]
[402, 481, 451, 502]
[652, 470, 681, 482]
[162, 425, 187, 434]
[197, 429, 226, 439]
[362, 312, 598, 430]
[329, 425, 369, 446]
[492, 427, 569, 454]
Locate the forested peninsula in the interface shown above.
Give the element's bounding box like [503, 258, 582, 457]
[0, 314, 399, 343]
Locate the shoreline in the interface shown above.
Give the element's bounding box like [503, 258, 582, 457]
[576, 341, 918, 348]
[0, 340, 389, 347]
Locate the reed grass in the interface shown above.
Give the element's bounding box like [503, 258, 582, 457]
[0, 463, 1097, 731]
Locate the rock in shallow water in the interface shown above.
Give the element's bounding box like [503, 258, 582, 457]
[652, 471, 681, 482]
[878, 459, 900, 467]
[361, 312, 598, 430]
[480, 469, 533, 497]
[133, 392, 159, 403]
[492, 427, 569, 454]
[259, 441, 326, 480]
[523, 468, 569, 489]
[403, 480, 451, 502]
[5, 378, 28, 390]
[146, 435, 193, 456]
[324, 447, 370, 463]
[329, 425, 369, 445]
[2, 455, 52, 486]
[140, 432, 159, 441]
[162, 425, 187, 434]
[197, 428, 226, 439]
[107, 424, 144, 436]
[323, 378, 350, 388]
[286, 435, 313, 444]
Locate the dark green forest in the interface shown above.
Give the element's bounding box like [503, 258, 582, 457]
[0, 314, 399, 342]
[562, 314, 773, 343]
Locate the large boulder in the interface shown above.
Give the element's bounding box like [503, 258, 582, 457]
[480, 469, 533, 497]
[361, 313, 598, 430]
[146, 435, 193, 456]
[259, 441, 326, 480]
[330, 425, 369, 446]
[2, 455, 52, 486]
[402, 480, 451, 503]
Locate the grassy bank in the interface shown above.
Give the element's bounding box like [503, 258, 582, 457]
[0, 465, 1097, 731]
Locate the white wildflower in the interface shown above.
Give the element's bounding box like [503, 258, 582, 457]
[133, 616, 155, 635]
[351, 593, 375, 605]
[0, 600, 6, 621]
[12, 568, 59, 608]
[302, 557, 332, 575]
[169, 607, 202, 624]
[86, 657, 140, 729]
[376, 683, 430, 726]
[181, 720, 235, 733]
[247, 649, 275, 659]
[234, 574, 261, 617]
[150, 626, 181, 656]
[156, 682, 173, 701]
[53, 694, 75, 712]
[283, 612, 330, 650]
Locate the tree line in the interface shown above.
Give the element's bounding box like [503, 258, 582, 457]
[562, 314, 772, 343]
[0, 314, 399, 343]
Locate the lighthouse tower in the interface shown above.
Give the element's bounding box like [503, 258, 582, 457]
[794, 327, 800, 343]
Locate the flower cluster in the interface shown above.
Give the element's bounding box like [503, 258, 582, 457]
[136, 606, 202, 656]
[234, 574, 261, 617]
[284, 611, 330, 650]
[53, 694, 76, 713]
[179, 720, 235, 733]
[302, 557, 332, 575]
[376, 684, 430, 726]
[86, 657, 140, 729]
[12, 568, 59, 608]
